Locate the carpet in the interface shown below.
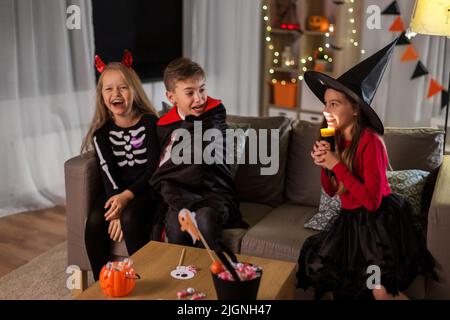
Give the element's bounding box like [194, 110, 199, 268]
[0, 242, 94, 300]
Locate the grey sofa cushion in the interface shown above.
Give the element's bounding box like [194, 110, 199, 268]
[223, 202, 274, 253]
[227, 115, 292, 206]
[240, 204, 318, 262]
[285, 120, 322, 207]
[384, 128, 444, 171]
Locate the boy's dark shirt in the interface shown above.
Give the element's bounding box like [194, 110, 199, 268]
[150, 97, 247, 229]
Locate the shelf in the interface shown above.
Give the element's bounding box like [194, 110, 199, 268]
[303, 30, 333, 36]
[269, 104, 299, 111]
[260, 0, 354, 117]
[272, 67, 300, 74]
[269, 28, 302, 35]
[300, 109, 323, 115]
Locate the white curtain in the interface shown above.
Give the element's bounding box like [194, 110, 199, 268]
[0, 0, 96, 217]
[183, 0, 262, 116]
[361, 0, 449, 128]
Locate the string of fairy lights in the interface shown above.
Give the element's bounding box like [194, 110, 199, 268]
[263, 0, 366, 86]
[347, 0, 366, 54]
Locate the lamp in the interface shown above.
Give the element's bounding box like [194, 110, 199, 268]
[409, 0, 450, 153]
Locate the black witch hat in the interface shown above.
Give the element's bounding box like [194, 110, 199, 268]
[304, 37, 399, 135]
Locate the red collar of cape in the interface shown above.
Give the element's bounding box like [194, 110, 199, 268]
[157, 96, 222, 126]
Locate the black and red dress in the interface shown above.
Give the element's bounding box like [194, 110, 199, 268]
[297, 128, 437, 299]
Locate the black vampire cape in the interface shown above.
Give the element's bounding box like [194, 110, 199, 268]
[150, 97, 247, 229]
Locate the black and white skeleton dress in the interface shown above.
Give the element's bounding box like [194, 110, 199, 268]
[85, 113, 160, 279]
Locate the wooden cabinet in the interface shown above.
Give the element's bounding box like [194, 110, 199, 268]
[260, 0, 362, 119]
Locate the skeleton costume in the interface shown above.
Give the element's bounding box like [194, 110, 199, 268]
[150, 96, 248, 249]
[85, 113, 160, 280]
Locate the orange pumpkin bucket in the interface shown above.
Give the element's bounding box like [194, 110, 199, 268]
[99, 259, 140, 298]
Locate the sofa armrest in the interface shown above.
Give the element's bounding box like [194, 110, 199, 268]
[64, 151, 102, 270]
[426, 155, 450, 299]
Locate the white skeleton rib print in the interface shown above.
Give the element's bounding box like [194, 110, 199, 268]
[110, 126, 148, 168]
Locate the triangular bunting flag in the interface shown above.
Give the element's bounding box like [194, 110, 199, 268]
[389, 16, 405, 32]
[397, 32, 411, 45]
[382, 1, 401, 15]
[411, 61, 429, 79]
[442, 90, 449, 110]
[401, 44, 418, 62]
[428, 78, 445, 98]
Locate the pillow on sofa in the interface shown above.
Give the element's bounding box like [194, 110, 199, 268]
[384, 128, 443, 172]
[285, 120, 322, 207]
[227, 115, 291, 206]
[304, 169, 430, 232]
[386, 170, 430, 216]
[304, 188, 340, 231]
[387, 169, 430, 232]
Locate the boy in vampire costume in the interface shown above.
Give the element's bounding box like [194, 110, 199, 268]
[150, 58, 248, 249]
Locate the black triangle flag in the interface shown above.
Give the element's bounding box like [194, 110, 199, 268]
[442, 90, 449, 110]
[382, 1, 400, 15]
[411, 61, 429, 80]
[397, 32, 411, 45]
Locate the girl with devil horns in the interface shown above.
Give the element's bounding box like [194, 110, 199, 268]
[81, 51, 160, 280]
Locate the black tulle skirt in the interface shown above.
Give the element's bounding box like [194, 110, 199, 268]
[296, 193, 437, 300]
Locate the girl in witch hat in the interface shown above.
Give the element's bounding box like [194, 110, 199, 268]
[81, 51, 160, 280]
[296, 38, 437, 300]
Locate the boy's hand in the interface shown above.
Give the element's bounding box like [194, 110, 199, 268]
[104, 190, 135, 221]
[108, 219, 123, 242]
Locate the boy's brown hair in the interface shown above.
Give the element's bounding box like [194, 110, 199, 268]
[163, 57, 206, 92]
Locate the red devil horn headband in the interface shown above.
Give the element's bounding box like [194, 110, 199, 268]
[94, 50, 133, 73]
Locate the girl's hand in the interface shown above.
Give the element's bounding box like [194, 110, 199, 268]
[311, 140, 332, 164]
[104, 190, 135, 221]
[314, 150, 341, 171]
[108, 219, 123, 242]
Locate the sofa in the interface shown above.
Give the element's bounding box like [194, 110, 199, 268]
[65, 115, 450, 299]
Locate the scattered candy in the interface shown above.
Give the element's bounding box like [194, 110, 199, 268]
[186, 287, 195, 294]
[177, 290, 189, 299]
[176, 287, 206, 300]
[190, 292, 206, 300]
[186, 265, 198, 274]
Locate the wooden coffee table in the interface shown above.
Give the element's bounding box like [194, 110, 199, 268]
[77, 241, 297, 300]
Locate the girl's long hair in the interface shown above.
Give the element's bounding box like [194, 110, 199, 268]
[81, 63, 158, 154]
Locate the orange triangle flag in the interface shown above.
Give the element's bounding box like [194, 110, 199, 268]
[428, 78, 445, 98]
[389, 16, 405, 32]
[401, 45, 418, 61]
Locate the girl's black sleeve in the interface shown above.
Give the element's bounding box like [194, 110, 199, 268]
[93, 126, 124, 198]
